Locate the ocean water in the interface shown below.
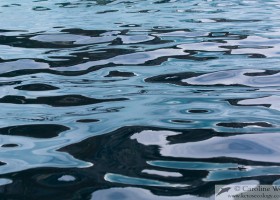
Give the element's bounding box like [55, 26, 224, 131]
[0, 0, 280, 199]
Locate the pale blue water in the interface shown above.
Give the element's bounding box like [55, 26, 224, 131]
[0, 0, 280, 199]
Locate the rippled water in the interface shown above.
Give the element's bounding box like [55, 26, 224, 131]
[1, 0, 280, 199]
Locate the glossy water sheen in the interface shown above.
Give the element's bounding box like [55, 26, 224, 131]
[0, 0, 280, 199]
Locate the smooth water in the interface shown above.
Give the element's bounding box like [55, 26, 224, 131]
[0, 0, 280, 199]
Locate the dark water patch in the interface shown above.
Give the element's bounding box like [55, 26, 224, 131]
[76, 119, 100, 123]
[0, 124, 69, 138]
[170, 119, 193, 124]
[218, 45, 239, 49]
[0, 34, 80, 49]
[110, 37, 122, 45]
[210, 18, 261, 23]
[59, 126, 209, 187]
[129, 9, 159, 13]
[15, 84, 59, 91]
[1, 144, 19, 148]
[176, 9, 204, 13]
[10, 3, 21, 6]
[196, 89, 215, 92]
[53, 26, 65, 29]
[95, 0, 115, 5]
[0, 95, 128, 107]
[188, 109, 209, 113]
[120, 24, 141, 28]
[244, 70, 279, 77]
[96, 10, 118, 14]
[105, 70, 135, 77]
[228, 98, 271, 108]
[32, 6, 51, 11]
[229, 166, 247, 171]
[2, 4, 21, 7]
[0, 29, 25, 33]
[248, 54, 267, 58]
[154, 0, 174, 4]
[217, 122, 273, 128]
[61, 28, 109, 37]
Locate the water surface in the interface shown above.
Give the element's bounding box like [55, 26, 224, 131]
[0, 0, 280, 199]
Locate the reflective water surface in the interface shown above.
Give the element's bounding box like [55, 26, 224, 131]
[1, 0, 280, 199]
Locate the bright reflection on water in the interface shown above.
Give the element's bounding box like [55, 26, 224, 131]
[0, 0, 280, 199]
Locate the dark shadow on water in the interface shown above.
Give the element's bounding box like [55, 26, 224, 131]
[0, 95, 128, 107]
[0, 124, 69, 138]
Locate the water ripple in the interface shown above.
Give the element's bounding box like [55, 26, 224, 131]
[0, 0, 280, 199]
